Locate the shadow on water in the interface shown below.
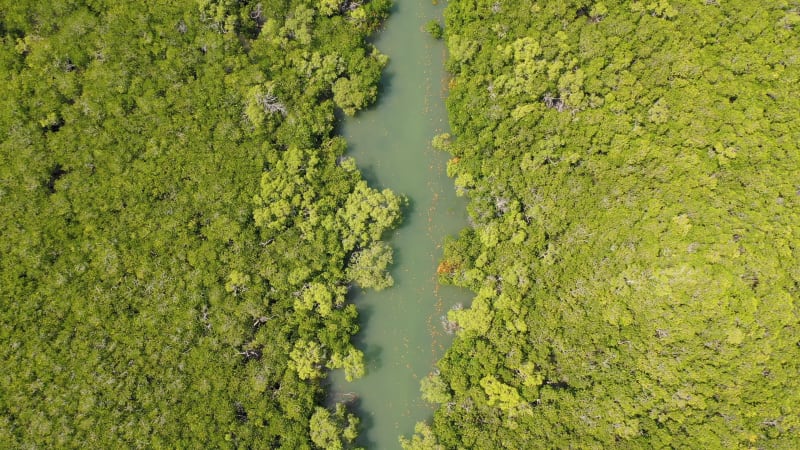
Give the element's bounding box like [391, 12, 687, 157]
[354, 162, 380, 187]
[322, 290, 382, 448]
[365, 0, 401, 45]
[351, 398, 377, 450]
[330, 69, 396, 135]
[344, 290, 383, 372]
[368, 69, 396, 110]
[396, 196, 416, 232]
[351, 396, 378, 449]
[361, 198, 413, 287]
[385, 243, 404, 288]
[322, 384, 378, 449]
[327, 0, 473, 446]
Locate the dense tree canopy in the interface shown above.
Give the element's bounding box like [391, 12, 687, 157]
[0, 0, 395, 447]
[409, 0, 800, 448]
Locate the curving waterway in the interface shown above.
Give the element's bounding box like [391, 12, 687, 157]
[328, 1, 471, 448]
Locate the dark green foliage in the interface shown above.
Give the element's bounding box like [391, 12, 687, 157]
[410, 0, 800, 448]
[309, 404, 359, 450]
[425, 20, 443, 39]
[0, 0, 395, 447]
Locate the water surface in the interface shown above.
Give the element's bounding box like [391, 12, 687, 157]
[328, 1, 471, 448]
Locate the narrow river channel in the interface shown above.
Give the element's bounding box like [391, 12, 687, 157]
[327, 1, 472, 448]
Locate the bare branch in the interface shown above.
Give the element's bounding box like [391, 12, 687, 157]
[257, 91, 287, 115]
[250, 3, 263, 20]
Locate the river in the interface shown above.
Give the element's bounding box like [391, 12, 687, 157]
[327, 1, 471, 448]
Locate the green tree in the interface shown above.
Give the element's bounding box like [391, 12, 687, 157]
[337, 180, 404, 251]
[420, 372, 451, 404]
[309, 404, 360, 450]
[399, 422, 444, 450]
[423, 0, 800, 447]
[347, 242, 395, 290]
[289, 340, 326, 380]
[297, 282, 335, 317]
[425, 20, 443, 39]
[0, 0, 395, 446]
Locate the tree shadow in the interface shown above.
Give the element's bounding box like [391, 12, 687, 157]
[395, 196, 416, 232]
[322, 384, 377, 449]
[367, 69, 396, 110]
[346, 290, 383, 373]
[354, 162, 380, 187]
[331, 0, 398, 126]
[322, 292, 382, 447]
[331, 68, 396, 126]
[350, 396, 377, 449]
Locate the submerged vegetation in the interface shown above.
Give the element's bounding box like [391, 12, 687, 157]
[407, 0, 800, 448]
[0, 0, 396, 447]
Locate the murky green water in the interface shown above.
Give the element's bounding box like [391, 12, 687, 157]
[328, 1, 471, 448]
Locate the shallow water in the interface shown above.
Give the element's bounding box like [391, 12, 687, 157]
[328, 1, 472, 448]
